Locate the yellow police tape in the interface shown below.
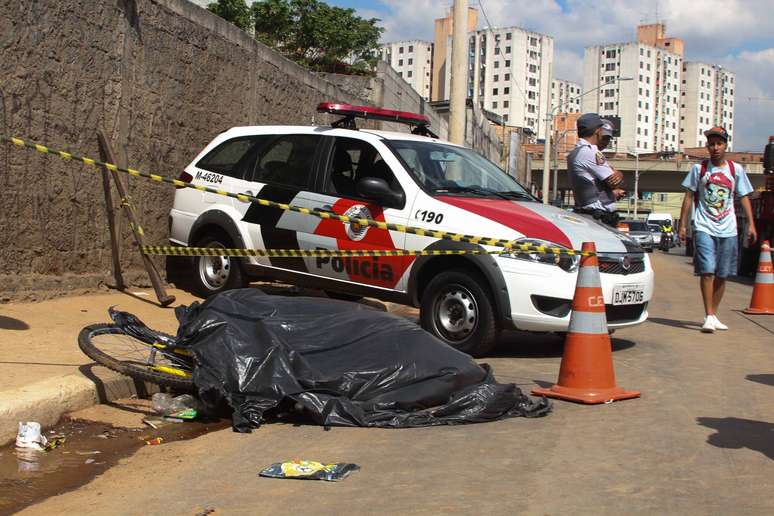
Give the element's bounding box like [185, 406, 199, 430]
[1, 135, 594, 258]
[142, 246, 544, 258]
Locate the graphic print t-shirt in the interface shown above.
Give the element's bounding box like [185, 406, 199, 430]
[681, 161, 753, 237]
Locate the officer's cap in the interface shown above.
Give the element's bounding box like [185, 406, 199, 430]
[577, 113, 605, 133]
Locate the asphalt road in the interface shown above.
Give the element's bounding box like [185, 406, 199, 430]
[17, 250, 774, 515]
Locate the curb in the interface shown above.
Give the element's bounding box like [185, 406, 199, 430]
[0, 366, 159, 446]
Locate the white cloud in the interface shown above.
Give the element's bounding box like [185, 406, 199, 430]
[370, 0, 774, 149]
[717, 48, 774, 150]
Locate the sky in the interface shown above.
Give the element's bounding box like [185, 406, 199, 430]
[327, 0, 774, 152]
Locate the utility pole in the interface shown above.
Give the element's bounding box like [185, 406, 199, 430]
[542, 62, 553, 204]
[633, 151, 640, 218]
[448, 0, 468, 145]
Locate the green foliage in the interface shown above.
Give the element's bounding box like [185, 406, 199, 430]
[252, 0, 383, 73]
[207, 0, 253, 32]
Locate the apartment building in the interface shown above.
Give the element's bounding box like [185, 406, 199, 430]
[431, 8, 479, 102]
[583, 36, 682, 153]
[379, 40, 434, 100]
[680, 63, 736, 150]
[551, 79, 582, 113]
[441, 26, 553, 135]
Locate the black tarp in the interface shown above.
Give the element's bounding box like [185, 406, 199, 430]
[118, 289, 550, 431]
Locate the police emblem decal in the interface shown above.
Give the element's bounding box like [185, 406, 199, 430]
[595, 151, 606, 165]
[343, 205, 371, 241]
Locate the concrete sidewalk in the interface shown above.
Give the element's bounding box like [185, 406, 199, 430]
[0, 283, 412, 445]
[0, 287, 200, 445]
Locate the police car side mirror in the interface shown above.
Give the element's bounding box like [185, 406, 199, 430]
[356, 177, 405, 209]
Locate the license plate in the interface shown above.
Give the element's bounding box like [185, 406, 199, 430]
[612, 284, 645, 305]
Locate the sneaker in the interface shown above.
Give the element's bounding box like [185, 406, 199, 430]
[701, 316, 715, 333]
[710, 315, 728, 331]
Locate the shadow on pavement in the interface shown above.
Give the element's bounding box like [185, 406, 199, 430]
[78, 364, 154, 410]
[0, 315, 29, 330]
[646, 317, 702, 331]
[746, 374, 774, 387]
[493, 332, 635, 359]
[696, 416, 774, 460]
[724, 275, 755, 287]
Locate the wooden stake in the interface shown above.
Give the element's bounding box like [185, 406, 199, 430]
[97, 130, 175, 307]
[97, 134, 125, 290]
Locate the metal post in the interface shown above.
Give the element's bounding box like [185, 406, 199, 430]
[448, 0, 468, 145]
[633, 152, 640, 218]
[552, 130, 558, 203]
[542, 62, 554, 204]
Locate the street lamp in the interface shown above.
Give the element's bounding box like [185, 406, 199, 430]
[552, 128, 576, 204]
[627, 150, 676, 219]
[541, 76, 633, 204]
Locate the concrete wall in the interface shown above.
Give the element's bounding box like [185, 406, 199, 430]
[466, 105, 503, 165]
[0, 0, 366, 300]
[0, 0, 497, 301]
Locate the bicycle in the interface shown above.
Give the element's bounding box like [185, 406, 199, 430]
[78, 308, 194, 391]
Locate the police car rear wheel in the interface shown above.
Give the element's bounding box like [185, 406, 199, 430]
[192, 234, 247, 297]
[420, 269, 498, 358]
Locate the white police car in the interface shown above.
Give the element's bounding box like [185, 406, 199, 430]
[169, 103, 654, 356]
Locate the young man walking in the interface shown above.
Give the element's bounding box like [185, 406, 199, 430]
[678, 127, 757, 332]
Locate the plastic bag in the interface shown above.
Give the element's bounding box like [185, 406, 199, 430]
[259, 460, 360, 481]
[151, 393, 199, 419]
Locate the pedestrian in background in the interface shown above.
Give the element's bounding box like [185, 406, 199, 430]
[678, 126, 757, 333]
[568, 114, 626, 226]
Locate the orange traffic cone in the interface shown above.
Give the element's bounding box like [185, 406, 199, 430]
[532, 242, 640, 404]
[743, 241, 774, 315]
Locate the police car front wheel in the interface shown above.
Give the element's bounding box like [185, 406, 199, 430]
[191, 234, 247, 297]
[420, 269, 498, 358]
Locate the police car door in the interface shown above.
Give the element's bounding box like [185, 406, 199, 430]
[297, 135, 413, 292]
[189, 134, 273, 221]
[237, 132, 325, 274]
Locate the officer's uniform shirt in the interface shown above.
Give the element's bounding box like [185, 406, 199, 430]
[567, 139, 617, 212]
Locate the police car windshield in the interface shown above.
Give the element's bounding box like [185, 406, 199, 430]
[387, 140, 535, 200]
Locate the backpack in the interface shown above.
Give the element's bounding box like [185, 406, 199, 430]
[693, 159, 736, 209]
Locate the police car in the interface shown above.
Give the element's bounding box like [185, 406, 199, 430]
[169, 103, 654, 357]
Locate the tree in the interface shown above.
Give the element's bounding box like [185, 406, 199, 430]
[208, 0, 253, 32]
[251, 0, 383, 73]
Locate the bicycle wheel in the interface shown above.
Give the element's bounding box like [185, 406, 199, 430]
[78, 323, 194, 391]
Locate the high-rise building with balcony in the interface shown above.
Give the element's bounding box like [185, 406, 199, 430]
[680, 63, 736, 150]
[441, 26, 553, 135]
[431, 7, 479, 102]
[379, 40, 434, 100]
[552, 79, 582, 113]
[582, 23, 683, 153]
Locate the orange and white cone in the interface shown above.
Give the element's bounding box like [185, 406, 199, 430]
[744, 240, 774, 315]
[532, 242, 640, 404]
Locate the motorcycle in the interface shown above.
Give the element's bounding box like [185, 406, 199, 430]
[660, 231, 674, 252]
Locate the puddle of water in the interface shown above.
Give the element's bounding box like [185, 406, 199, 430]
[0, 416, 228, 513]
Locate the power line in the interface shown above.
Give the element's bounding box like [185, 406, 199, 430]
[477, 0, 494, 30]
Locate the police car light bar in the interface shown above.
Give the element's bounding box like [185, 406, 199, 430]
[318, 102, 430, 126]
[317, 102, 437, 137]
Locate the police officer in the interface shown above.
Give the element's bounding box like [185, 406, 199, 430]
[567, 113, 625, 226]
